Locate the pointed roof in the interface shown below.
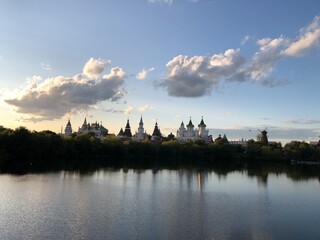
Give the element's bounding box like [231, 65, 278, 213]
[215, 134, 222, 142]
[139, 116, 143, 124]
[125, 119, 131, 129]
[81, 117, 87, 128]
[222, 134, 229, 143]
[180, 121, 184, 127]
[117, 128, 124, 137]
[124, 119, 132, 137]
[187, 118, 194, 128]
[66, 119, 71, 127]
[152, 122, 161, 137]
[198, 117, 206, 127]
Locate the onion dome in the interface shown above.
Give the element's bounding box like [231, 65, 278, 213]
[198, 117, 206, 128]
[187, 118, 194, 128]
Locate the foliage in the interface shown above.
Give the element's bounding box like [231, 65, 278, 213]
[0, 127, 319, 172]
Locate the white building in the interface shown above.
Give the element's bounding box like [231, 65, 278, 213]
[133, 116, 148, 141]
[176, 117, 210, 142]
[78, 118, 108, 137]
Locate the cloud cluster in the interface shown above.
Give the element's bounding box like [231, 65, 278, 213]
[162, 16, 320, 97]
[5, 58, 126, 121]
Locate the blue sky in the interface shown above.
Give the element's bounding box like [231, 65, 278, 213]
[0, 0, 319, 143]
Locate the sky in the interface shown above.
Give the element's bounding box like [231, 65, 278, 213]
[0, 0, 319, 144]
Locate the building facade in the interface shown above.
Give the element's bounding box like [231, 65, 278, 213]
[133, 116, 148, 141]
[176, 117, 210, 142]
[78, 118, 108, 137]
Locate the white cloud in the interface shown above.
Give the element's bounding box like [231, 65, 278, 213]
[136, 67, 155, 80]
[83, 58, 111, 79]
[163, 49, 245, 97]
[5, 59, 126, 121]
[138, 104, 153, 112]
[124, 106, 133, 115]
[41, 63, 52, 71]
[148, 0, 173, 5]
[241, 35, 250, 45]
[26, 75, 42, 85]
[283, 16, 320, 56]
[160, 15, 320, 97]
[246, 37, 287, 80]
[285, 119, 320, 125]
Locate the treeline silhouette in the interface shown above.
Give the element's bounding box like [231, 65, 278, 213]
[0, 127, 319, 172]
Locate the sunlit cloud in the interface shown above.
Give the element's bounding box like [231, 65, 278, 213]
[4, 58, 126, 121]
[163, 49, 245, 97]
[26, 75, 42, 85]
[161, 16, 320, 97]
[124, 106, 133, 115]
[136, 67, 155, 80]
[138, 104, 153, 112]
[283, 16, 320, 56]
[83, 58, 111, 79]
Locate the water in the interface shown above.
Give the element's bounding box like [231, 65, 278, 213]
[0, 169, 319, 240]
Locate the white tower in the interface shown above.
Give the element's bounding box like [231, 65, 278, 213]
[138, 116, 144, 135]
[198, 116, 209, 140]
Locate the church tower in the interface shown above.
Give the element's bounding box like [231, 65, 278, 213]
[64, 119, 72, 136]
[133, 116, 147, 141]
[138, 116, 144, 134]
[152, 121, 161, 137]
[124, 119, 132, 137]
[198, 116, 209, 140]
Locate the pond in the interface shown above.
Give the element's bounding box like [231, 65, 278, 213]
[0, 169, 319, 239]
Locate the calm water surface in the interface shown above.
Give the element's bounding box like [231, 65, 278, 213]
[0, 169, 319, 240]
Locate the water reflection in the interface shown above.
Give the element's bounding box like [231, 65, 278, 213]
[0, 168, 320, 240]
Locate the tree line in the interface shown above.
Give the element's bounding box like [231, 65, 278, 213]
[0, 127, 319, 172]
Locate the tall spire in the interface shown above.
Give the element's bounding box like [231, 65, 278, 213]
[125, 119, 131, 129]
[82, 117, 87, 128]
[124, 119, 132, 137]
[64, 119, 72, 136]
[139, 116, 143, 124]
[66, 118, 71, 126]
[152, 121, 161, 137]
